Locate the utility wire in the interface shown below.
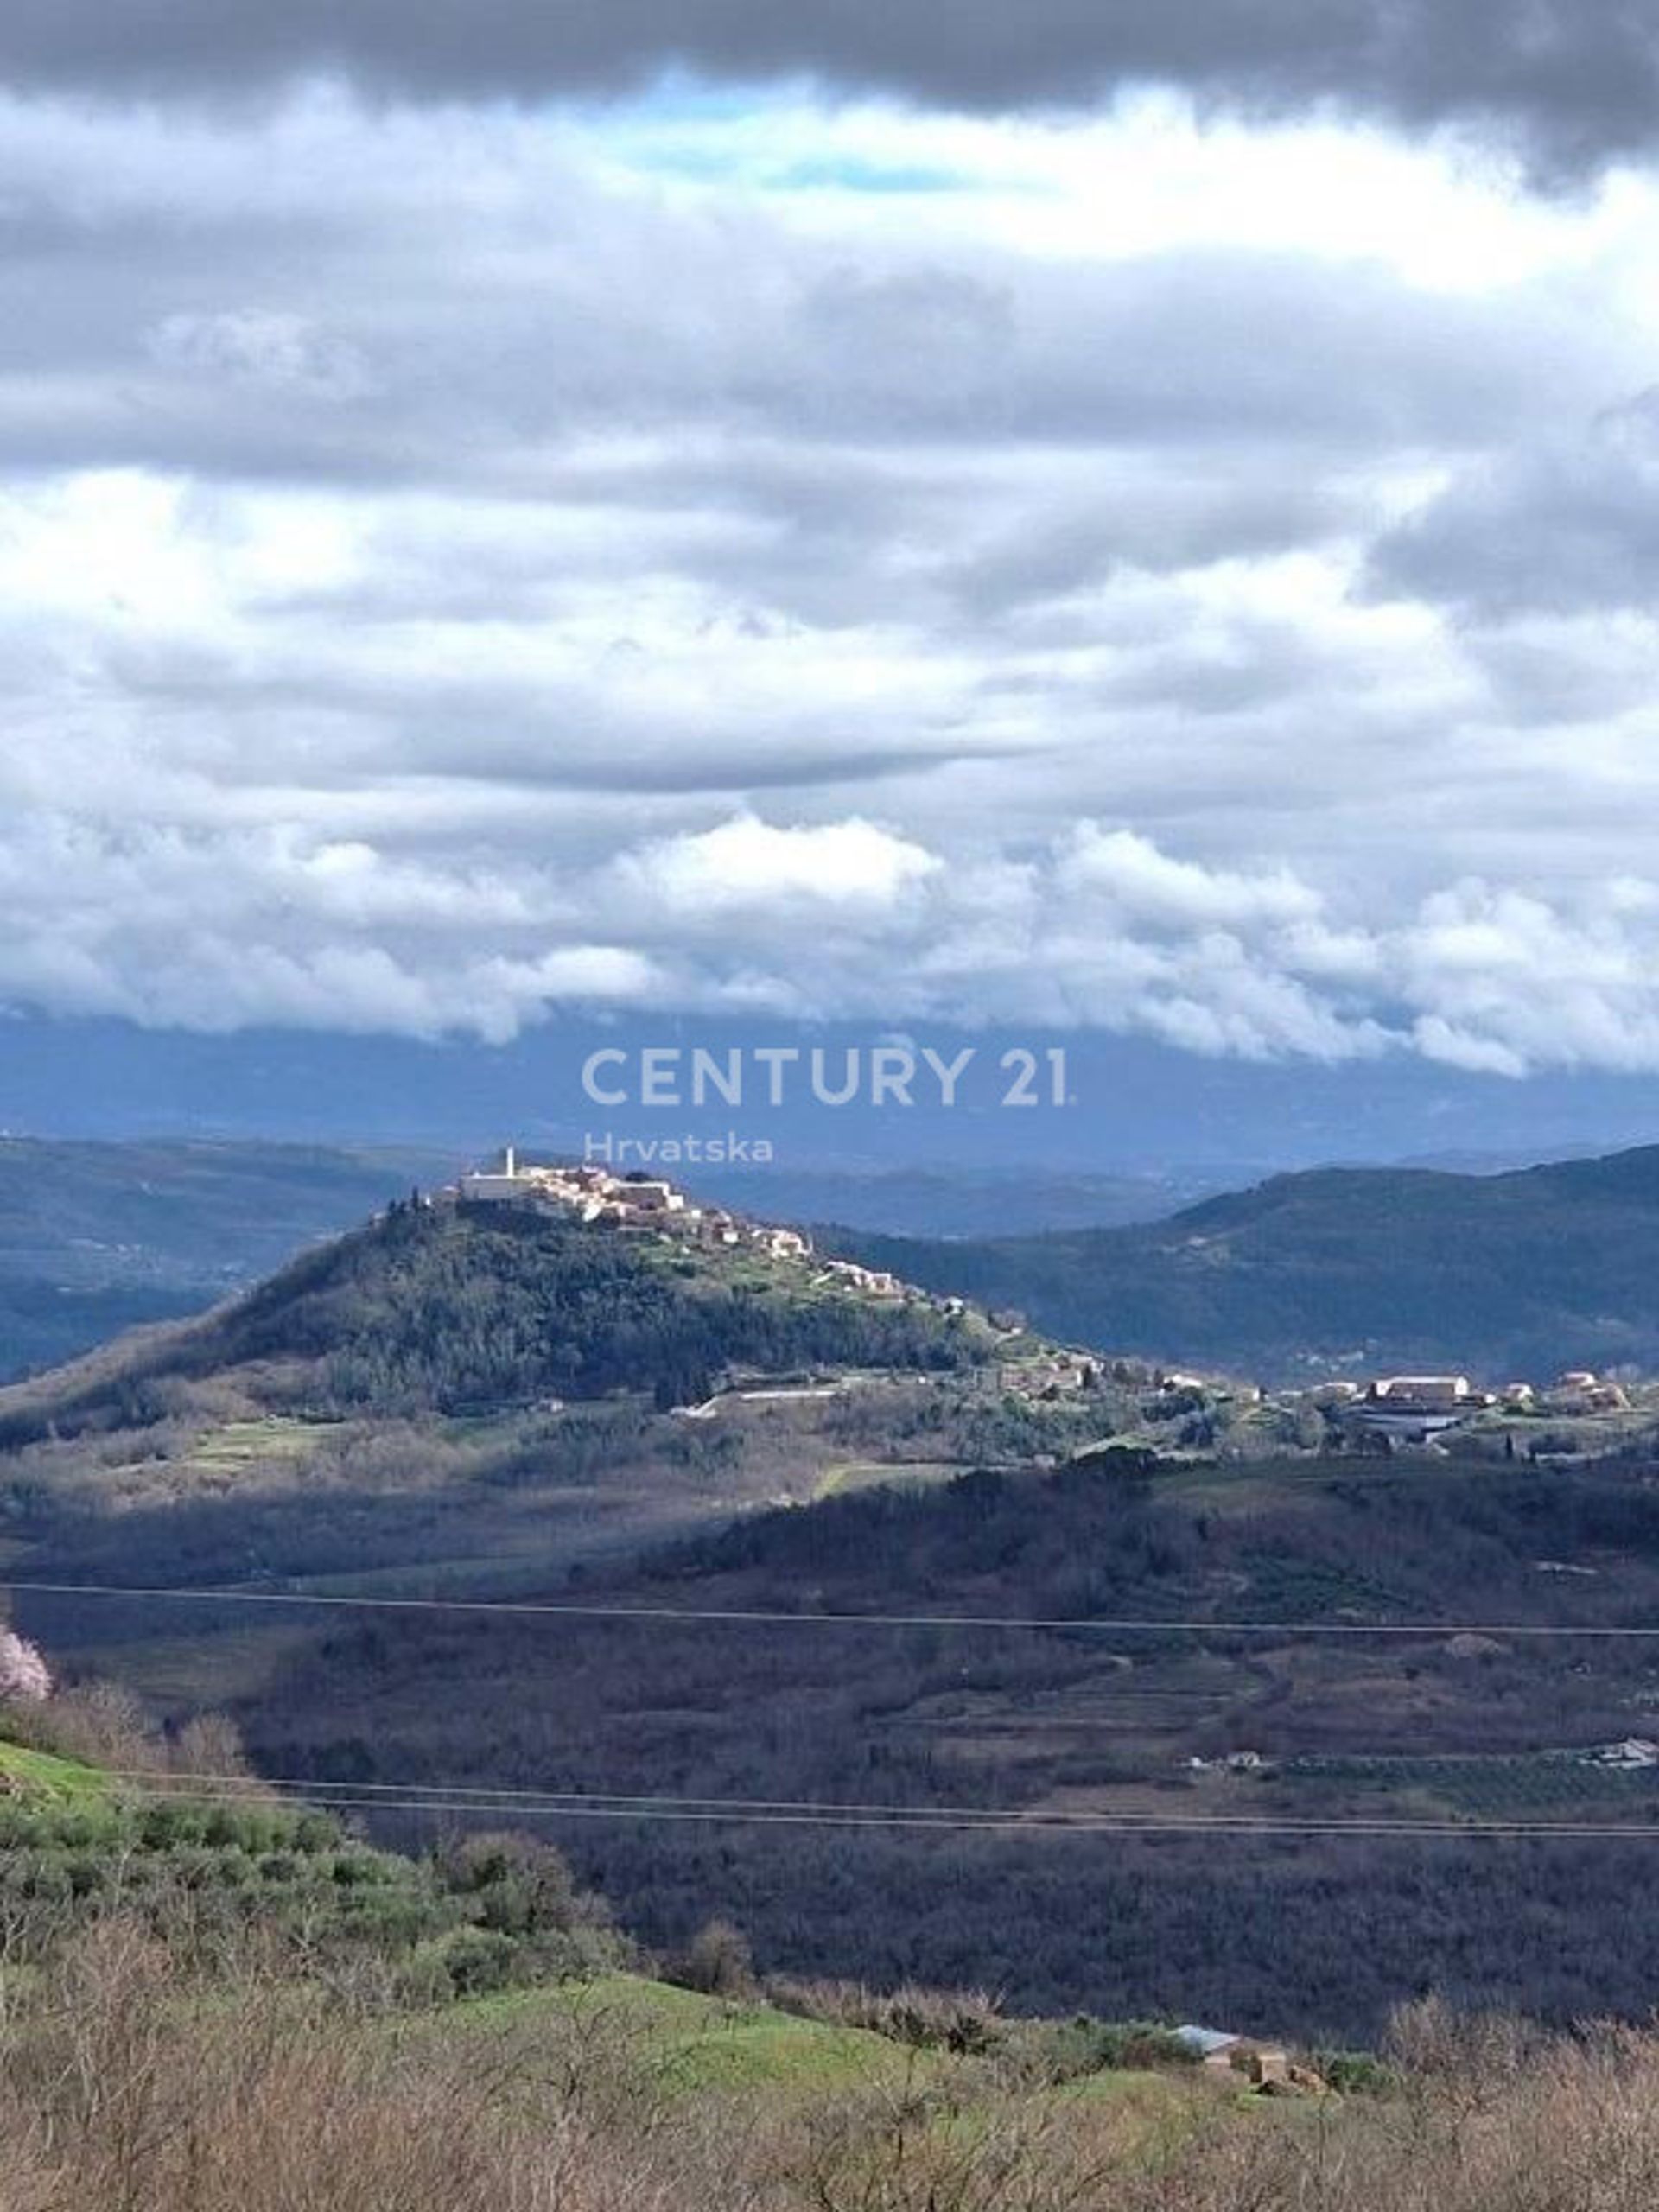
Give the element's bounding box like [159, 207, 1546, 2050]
[76, 1764, 1659, 1843]
[2, 1576, 1652, 1642]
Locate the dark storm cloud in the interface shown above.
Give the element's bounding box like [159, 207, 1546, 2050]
[3, 1, 1658, 171]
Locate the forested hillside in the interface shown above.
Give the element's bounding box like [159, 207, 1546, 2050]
[835, 1142, 1659, 1378]
[219, 1444, 1659, 2039]
[0, 1199, 993, 1446]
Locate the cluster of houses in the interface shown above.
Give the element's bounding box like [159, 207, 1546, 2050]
[1304, 1370, 1633, 1444]
[996, 1350, 1094, 1396]
[455, 1148, 815, 1254]
[1185, 1749, 1271, 1776]
[451, 1151, 934, 1309]
[1586, 1738, 1659, 1773]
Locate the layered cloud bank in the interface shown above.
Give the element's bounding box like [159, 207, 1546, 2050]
[4, 68, 1659, 1071]
[11, 806, 1659, 1078]
[3, 0, 1658, 176]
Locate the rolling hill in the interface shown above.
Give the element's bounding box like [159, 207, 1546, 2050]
[0, 1132, 1167, 1389]
[217, 1437, 1659, 2040]
[0, 1185, 1091, 1682]
[0, 1192, 995, 1449]
[0, 1138, 1204, 1387]
[831, 1141, 1659, 1381]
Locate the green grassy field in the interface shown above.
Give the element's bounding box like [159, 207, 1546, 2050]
[181, 1417, 326, 1471]
[0, 1739, 111, 1802]
[435, 1972, 915, 2094]
[412, 1972, 1205, 2133]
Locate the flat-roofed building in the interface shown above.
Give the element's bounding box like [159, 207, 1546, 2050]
[1368, 1376, 1473, 1411]
[1348, 1374, 1485, 1444]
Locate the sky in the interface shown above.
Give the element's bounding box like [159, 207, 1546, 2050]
[8, 5, 1659, 1087]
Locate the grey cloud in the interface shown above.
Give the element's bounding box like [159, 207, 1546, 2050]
[1459, 626, 1659, 727]
[84, 623, 1013, 803]
[148, 310, 378, 402]
[1367, 392, 1659, 618]
[3, 1, 1659, 175]
[945, 470, 1357, 616]
[775, 251, 1615, 453]
[0, 95, 1627, 518]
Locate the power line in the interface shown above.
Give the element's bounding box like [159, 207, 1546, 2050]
[3, 1575, 1654, 1642]
[19, 1580, 1659, 1846]
[79, 1764, 1659, 1843]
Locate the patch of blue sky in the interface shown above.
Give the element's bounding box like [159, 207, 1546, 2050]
[771, 154, 969, 194]
[619, 143, 975, 194]
[570, 67, 809, 130]
[562, 73, 989, 200]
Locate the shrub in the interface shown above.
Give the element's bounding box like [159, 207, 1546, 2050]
[1319, 2048, 1397, 2096]
[673, 1916, 755, 1999]
[425, 1926, 521, 1999]
[440, 1830, 581, 1936]
[768, 1975, 1006, 2055]
[1028, 2015, 1198, 2080]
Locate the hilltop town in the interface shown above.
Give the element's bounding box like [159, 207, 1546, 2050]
[442, 1153, 1659, 1462]
[454, 1147, 919, 1305]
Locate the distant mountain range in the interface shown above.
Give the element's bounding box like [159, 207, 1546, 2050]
[0, 1139, 454, 1380]
[834, 1143, 1659, 1382]
[7, 1012, 1659, 1177]
[707, 1164, 1217, 1237]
